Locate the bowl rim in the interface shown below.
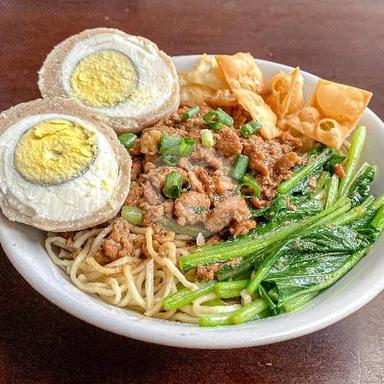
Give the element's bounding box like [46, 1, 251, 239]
[1, 55, 384, 349]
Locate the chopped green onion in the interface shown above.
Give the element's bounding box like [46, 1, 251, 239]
[118, 132, 137, 150]
[162, 171, 183, 199]
[183, 106, 200, 120]
[230, 154, 249, 181]
[179, 137, 196, 157]
[121, 206, 143, 226]
[240, 120, 262, 138]
[201, 129, 214, 148]
[159, 134, 181, 156]
[236, 173, 261, 198]
[203, 108, 233, 129]
[159, 134, 196, 165]
[216, 108, 233, 127]
[203, 110, 218, 124]
[209, 121, 224, 132]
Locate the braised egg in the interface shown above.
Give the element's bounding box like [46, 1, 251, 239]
[38, 28, 179, 133]
[0, 98, 131, 232]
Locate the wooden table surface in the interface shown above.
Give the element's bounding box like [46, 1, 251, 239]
[0, 0, 383, 383]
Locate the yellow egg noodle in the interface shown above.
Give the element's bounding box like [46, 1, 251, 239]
[46, 226, 233, 322]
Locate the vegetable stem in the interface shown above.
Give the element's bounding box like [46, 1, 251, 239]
[314, 171, 330, 195]
[277, 148, 333, 194]
[284, 292, 318, 312]
[332, 196, 374, 226]
[371, 205, 384, 232]
[214, 279, 249, 298]
[199, 313, 234, 327]
[325, 174, 339, 208]
[162, 281, 216, 310]
[338, 126, 367, 198]
[369, 194, 384, 212]
[231, 299, 268, 324]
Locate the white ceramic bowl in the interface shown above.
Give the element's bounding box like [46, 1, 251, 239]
[1, 56, 384, 349]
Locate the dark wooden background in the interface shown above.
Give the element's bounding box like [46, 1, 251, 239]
[0, 1, 383, 383]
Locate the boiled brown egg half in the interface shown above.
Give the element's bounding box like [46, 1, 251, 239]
[0, 98, 131, 232]
[38, 28, 179, 133]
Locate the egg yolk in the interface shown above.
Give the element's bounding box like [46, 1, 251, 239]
[70, 49, 138, 107]
[14, 119, 97, 185]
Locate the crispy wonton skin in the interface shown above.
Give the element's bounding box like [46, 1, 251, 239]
[267, 67, 304, 119]
[216, 53, 264, 94]
[285, 79, 372, 149]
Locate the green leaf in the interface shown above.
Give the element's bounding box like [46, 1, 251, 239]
[252, 195, 323, 224]
[348, 164, 377, 207]
[263, 225, 375, 305]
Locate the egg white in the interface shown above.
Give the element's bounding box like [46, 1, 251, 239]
[61, 32, 175, 118]
[0, 113, 119, 222]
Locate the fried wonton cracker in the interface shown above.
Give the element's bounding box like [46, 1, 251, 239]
[233, 89, 280, 139]
[216, 53, 280, 139]
[267, 67, 304, 119]
[179, 73, 215, 105]
[284, 79, 372, 149]
[216, 53, 264, 94]
[185, 54, 228, 90]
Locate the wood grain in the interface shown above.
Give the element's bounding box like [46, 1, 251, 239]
[0, 1, 383, 383]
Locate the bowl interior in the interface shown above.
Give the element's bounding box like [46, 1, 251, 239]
[1, 56, 383, 349]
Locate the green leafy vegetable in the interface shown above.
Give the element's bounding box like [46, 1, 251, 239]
[263, 225, 377, 305]
[324, 151, 346, 172]
[348, 163, 377, 207]
[235, 173, 261, 198]
[252, 195, 323, 224]
[179, 197, 350, 271]
[179, 137, 196, 157]
[277, 148, 334, 194]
